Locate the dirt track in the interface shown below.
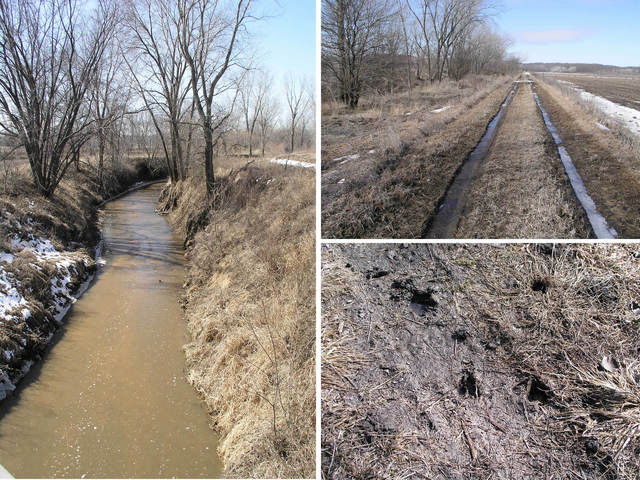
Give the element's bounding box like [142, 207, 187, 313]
[453, 81, 592, 238]
[532, 78, 640, 238]
[321, 76, 516, 238]
[322, 74, 640, 239]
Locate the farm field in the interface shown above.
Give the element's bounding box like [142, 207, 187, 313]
[539, 72, 640, 110]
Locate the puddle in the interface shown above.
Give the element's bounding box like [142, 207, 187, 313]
[532, 92, 617, 239]
[423, 82, 519, 238]
[0, 184, 223, 478]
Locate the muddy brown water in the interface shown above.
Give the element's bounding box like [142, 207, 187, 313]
[0, 184, 223, 478]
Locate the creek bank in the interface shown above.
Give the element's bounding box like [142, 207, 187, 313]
[0, 165, 166, 400]
[156, 163, 315, 478]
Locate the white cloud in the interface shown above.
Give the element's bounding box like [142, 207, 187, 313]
[514, 29, 588, 44]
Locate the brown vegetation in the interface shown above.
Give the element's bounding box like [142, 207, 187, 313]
[158, 154, 315, 478]
[539, 72, 640, 110]
[533, 75, 640, 238]
[322, 243, 640, 479]
[321, 74, 515, 238]
[455, 81, 592, 238]
[321, 0, 520, 107]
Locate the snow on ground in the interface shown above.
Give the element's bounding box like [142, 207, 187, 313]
[0, 269, 27, 321]
[10, 234, 57, 254]
[270, 158, 315, 169]
[554, 80, 640, 136]
[596, 122, 610, 131]
[0, 210, 96, 399]
[578, 90, 640, 136]
[331, 153, 360, 164]
[431, 106, 451, 113]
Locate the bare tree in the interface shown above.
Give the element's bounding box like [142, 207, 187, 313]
[91, 36, 130, 190]
[298, 82, 315, 149]
[239, 69, 269, 157]
[0, 0, 118, 197]
[125, 0, 192, 182]
[257, 91, 278, 157]
[178, 0, 254, 197]
[409, 0, 496, 82]
[284, 74, 310, 153]
[322, 0, 392, 107]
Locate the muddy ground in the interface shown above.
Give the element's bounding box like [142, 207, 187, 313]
[322, 244, 640, 479]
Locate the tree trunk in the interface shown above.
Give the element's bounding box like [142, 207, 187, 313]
[203, 127, 215, 198]
[98, 136, 105, 191]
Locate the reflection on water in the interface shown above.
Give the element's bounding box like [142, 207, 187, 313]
[0, 184, 223, 478]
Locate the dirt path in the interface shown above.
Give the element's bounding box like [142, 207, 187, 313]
[454, 82, 592, 238]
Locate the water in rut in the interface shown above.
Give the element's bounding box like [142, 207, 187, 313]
[0, 184, 223, 478]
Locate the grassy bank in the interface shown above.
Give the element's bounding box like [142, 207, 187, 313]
[533, 75, 640, 238]
[158, 155, 315, 478]
[321, 74, 516, 238]
[0, 160, 165, 399]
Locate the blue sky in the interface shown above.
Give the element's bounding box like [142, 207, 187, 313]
[498, 0, 640, 66]
[251, 1, 316, 96]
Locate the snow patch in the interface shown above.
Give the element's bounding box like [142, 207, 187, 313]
[431, 106, 451, 113]
[337, 179, 346, 184]
[332, 154, 360, 164]
[269, 158, 315, 169]
[368, 150, 376, 154]
[0, 253, 13, 264]
[579, 90, 640, 136]
[556, 82, 640, 137]
[0, 268, 27, 320]
[596, 122, 610, 131]
[10, 234, 57, 254]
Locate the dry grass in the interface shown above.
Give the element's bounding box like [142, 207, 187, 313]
[532, 75, 640, 237]
[322, 75, 517, 238]
[539, 72, 640, 110]
[322, 243, 640, 479]
[159, 155, 315, 478]
[455, 82, 592, 238]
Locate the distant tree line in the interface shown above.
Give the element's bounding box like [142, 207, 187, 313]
[524, 63, 640, 75]
[322, 0, 521, 107]
[0, 0, 314, 198]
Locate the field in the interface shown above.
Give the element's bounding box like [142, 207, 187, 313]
[538, 72, 640, 110]
[321, 73, 640, 239]
[322, 243, 640, 479]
